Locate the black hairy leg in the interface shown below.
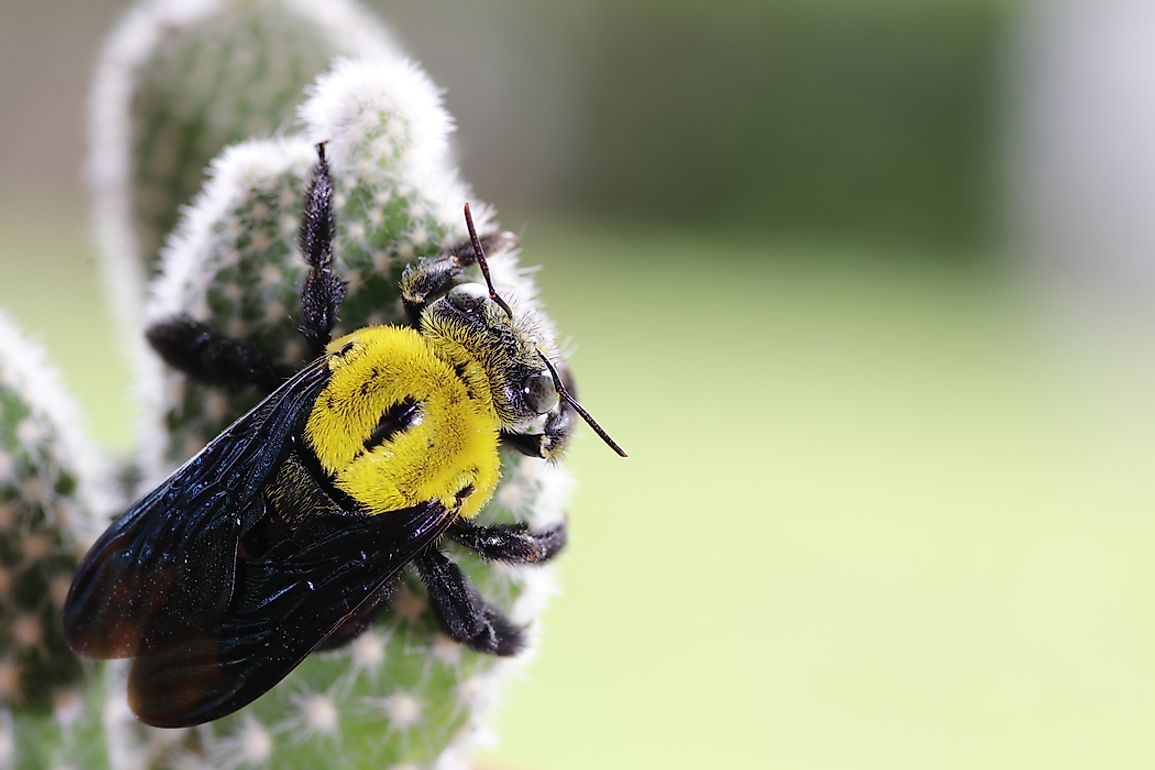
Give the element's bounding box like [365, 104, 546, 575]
[399, 230, 519, 322]
[449, 519, 567, 564]
[314, 579, 399, 651]
[297, 143, 346, 356]
[500, 405, 574, 460]
[146, 315, 289, 391]
[413, 547, 524, 656]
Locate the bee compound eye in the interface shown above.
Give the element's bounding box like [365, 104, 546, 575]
[447, 283, 488, 312]
[521, 371, 559, 415]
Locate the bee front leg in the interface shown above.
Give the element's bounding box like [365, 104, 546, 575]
[500, 359, 577, 460]
[413, 547, 524, 656]
[500, 405, 574, 460]
[399, 231, 519, 322]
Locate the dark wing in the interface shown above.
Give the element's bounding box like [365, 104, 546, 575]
[126, 500, 455, 728]
[62, 357, 332, 658]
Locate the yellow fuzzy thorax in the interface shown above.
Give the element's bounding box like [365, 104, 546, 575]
[303, 326, 502, 518]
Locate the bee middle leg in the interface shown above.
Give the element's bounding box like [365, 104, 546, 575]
[146, 316, 289, 391]
[147, 144, 347, 389]
[413, 547, 524, 656]
[296, 142, 346, 357]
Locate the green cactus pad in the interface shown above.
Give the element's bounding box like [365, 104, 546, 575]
[0, 313, 114, 769]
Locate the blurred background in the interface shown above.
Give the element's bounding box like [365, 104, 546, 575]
[5, 0, 1155, 768]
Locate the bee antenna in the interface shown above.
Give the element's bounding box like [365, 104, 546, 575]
[538, 350, 628, 458]
[463, 202, 514, 319]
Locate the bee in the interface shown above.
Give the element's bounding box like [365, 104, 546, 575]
[62, 144, 625, 728]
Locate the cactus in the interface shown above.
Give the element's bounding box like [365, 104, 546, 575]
[0, 313, 114, 770]
[90, 0, 404, 335]
[0, 0, 573, 768]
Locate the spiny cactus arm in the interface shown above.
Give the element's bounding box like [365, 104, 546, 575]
[0, 312, 118, 770]
[89, 0, 405, 339]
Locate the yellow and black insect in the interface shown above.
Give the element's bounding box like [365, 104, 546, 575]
[62, 144, 625, 728]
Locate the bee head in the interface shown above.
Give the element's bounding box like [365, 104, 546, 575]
[420, 204, 626, 457]
[421, 278, 560, 427]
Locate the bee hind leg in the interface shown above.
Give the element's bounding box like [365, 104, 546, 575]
[448, 519, 567, 564]
[314, 579, 399, 651]
[413, 547, 524, 656]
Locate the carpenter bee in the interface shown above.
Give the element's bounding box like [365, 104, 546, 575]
[62, 144, 625, 728]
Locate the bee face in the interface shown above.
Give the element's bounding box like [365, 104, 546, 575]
[421, 283, 559, 428]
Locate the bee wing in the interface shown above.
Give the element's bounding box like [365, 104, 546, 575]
[125, 500, 454, 728]
[63, 358, 332, 658]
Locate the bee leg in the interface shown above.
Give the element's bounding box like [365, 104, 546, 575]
[449, 519, 567, 564]
[146, 315, 289, 391]
[297, 142, 346, 356]
[413, 547, 524, 656]
[500, 360, 577, 460]
[315, 579, 398, 651]
[500, 406, 573, 460]
[399, 231, 519, 322]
